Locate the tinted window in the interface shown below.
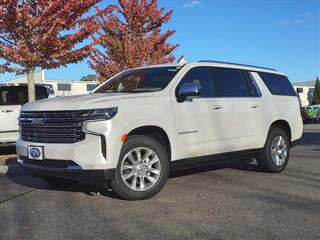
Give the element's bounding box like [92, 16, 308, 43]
[87, 84, 98, 91]
[0, 86, 48, 106]
[177, 67, 214, 98]
[210, 68, 248, 97]
[242, 71, 261, 97]
[95, 67, 180, 93]
[57, 83, 71, 91]
[35, 86, 49, 100]
[258, 72, 296, 96]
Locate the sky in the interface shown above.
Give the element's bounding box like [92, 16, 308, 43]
[0, 0, 319, 83]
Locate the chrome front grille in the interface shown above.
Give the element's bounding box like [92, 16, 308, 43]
[19, 111, 85, 144]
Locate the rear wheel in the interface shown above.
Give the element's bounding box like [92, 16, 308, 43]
[257, 127, 290, 173]
[111, 135, 169, 200]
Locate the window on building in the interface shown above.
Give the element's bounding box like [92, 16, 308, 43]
[258, 72, 296, 96]
[309, 88, 315, 95]
[87, 84, 98, 91]
[296, 87, 303, 93]
[57, 83, 71, 91]
[210, 68, 249, 97]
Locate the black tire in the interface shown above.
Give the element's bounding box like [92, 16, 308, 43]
[111, 135, 169, 200]
[256, 127, 290, 173]
[37, 175, 78, 187]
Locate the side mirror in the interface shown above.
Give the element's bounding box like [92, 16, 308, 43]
[178, 83, 202, 102]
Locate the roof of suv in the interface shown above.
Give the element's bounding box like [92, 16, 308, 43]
[132, 60, 284, 76]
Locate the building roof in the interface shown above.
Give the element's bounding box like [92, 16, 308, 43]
[292, 81, 316, 87]
[46, 80, 97, 84]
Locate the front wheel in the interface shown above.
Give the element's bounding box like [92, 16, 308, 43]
[111, 135, 169, 200]
[257, 127, 290, 173]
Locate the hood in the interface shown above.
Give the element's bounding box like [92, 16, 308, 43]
[22, 92, 154, 111]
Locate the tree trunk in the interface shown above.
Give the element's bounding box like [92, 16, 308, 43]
[27, 68, 35, 102]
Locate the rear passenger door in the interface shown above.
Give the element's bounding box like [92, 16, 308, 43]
[208, 67, 265, 152]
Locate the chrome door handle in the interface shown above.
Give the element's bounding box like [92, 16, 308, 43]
[251, 105, 259, 109]
[2, 110, 13, 113]
[213, 105, 223, 110]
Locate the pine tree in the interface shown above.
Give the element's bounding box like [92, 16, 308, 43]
[312, 77, 320, 105]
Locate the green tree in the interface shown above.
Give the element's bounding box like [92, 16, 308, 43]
[312, 77, 320, 105]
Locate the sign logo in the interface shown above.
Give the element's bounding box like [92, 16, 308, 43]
[31, 119, 44, 127]
[30, 147, 41, 159]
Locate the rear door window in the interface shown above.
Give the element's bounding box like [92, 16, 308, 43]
[209, 67, 249, 97]
[258, 72, 296, 96]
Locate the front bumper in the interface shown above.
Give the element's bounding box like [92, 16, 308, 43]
[18, 155, 115, 182]
[16, 133, 114, 170]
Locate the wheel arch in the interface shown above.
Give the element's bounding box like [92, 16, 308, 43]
[269, 120, 292, 142]
[126, 125, 172, 161]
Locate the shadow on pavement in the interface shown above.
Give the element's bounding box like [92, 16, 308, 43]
[4, 158, 258, 200]
[170, 159, 259, 178]
[300, 132, 320, 146]
[3, 126, 319, 199]
[4, 166, 123, 199]
[0, 146, 16, 155]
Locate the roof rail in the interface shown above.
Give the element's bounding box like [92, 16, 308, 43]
[198, 60, 277, 71]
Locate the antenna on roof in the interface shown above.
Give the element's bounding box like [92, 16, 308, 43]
[177, 56, 187, 66]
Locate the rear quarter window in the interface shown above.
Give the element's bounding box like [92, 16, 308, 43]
[258, 72, 296, 96]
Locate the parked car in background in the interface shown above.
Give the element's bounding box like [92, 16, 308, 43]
[16, 61, 303, 200]
[303, 105, 320, 123]
[0, 84, 55, 146]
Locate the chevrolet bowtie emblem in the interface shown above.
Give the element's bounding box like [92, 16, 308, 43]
[31, 119, 44, 127]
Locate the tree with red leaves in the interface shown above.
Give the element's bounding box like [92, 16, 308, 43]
[89, 0, 178, 82]
[0, 0, 102, 101]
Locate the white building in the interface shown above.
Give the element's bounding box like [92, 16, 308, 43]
[292, 80, 316, 107]
[6, 70, 98, 96]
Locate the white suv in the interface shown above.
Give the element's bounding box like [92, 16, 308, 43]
[0, 84, 54, 146]
[16, 61, 303, 200]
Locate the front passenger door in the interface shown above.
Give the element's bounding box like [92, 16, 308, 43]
[172, 67, 224, 159]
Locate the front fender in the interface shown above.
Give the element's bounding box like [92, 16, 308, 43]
[121, 119, 178, 161]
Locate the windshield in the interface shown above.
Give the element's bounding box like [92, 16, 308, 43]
[94, 66, 180, 93]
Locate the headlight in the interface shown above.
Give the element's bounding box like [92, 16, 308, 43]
[78, 107, 118, 121]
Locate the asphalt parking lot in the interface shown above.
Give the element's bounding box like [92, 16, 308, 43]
[0, 125, 319, 240]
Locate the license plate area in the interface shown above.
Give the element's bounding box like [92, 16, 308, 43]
[28, 146, 44, 160]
